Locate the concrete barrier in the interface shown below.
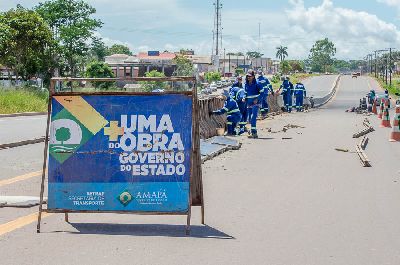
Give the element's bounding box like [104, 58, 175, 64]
[313, 75, 341, 107]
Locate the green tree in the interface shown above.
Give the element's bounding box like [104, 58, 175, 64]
[35, 0, 102, 77]
[276, 46, 288, 62]
[288, 60, 304, 72]
[85, 61, 114, 89]
[90, 37, 108, 61]
[280, 61, 292, 74]
[140, 70, 166, 92]
[56, 127, 71, 145]
[172, 54, 194, 76]
[107, 44, 132, 56]
[246, 51, 263, 59]
[205, 71, 221, 82]
[309, 38, 336, 73]
[0, 6, 53, 80]
[235, 68, 245, 75]
[179, 48, 194, 55]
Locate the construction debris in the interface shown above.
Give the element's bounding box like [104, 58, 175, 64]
[360, 136, 369, 150]
[0, 137, 45, 150]
[285, 124, 306, 129]
[0, 196, 46, 208]
[270, 124, 306, 134]
[201, 136, 241, 163]
[355, 144, 371, 167]
[363, 118, 371, 127]
[335, 148, 349, 152]
[353, 126, 375, 138]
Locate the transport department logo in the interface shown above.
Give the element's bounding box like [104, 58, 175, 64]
[49, 96, 108, 164]
[117, 191, 133, 206]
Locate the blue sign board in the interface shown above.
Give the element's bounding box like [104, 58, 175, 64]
[148, 51, 160, 56]
[47, 94, 193, 212]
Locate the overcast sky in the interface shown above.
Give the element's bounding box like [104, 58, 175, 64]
[1, 0, 400, 60]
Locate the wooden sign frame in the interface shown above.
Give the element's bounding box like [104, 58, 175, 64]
[37, 77, 204, 235]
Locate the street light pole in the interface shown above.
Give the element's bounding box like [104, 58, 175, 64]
[223, 48, 226, 77]
[374, 51, 377, 78]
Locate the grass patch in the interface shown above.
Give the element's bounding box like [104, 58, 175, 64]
[0, 88, 48, 114]
[370, 75, 400, 96]
[270, 73, 318, 90]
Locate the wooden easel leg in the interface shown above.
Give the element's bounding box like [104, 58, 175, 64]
[37, 208, 43, 233]
[37, 94, 52, 233]
[186, 208, 192, 235]
[64, 213, 69, 223]
[201, 204, 205, 225]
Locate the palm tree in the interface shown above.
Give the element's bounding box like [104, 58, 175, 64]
[276, 46, 288, 62]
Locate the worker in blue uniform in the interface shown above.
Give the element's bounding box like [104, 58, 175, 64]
[384, 89, 391, 108]
[368, 89, 376, 105]
[231, 76, 243, 89]
[279, 77, 294, 113]
[294, 82, 306, 112]
[257, 70, 274, 117]
[229, 83, 247, 134]
[210, 90, 241, 136]
[245, 70, 263, 138]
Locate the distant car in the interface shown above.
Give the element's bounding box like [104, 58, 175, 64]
[152, 89, 164, 93]
[202, 87, 212, 94]
[352, 73, 358, 78]
[216, 81, 223, 88]
[210, 84, 218, 91]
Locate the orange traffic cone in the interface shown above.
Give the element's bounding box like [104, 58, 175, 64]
[378, 100, 384, 119]
[372, 99, 378, 114]
[389, 105, 400, 142]
[380, 103, 392, 128]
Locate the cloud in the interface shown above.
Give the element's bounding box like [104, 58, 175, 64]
[377, 0, 400, 17]
[93, 32, 135, 52]
[377, 0, 400, 6]
[286, 0, 400, 59]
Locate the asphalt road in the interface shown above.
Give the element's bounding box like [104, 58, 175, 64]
[302, 74, 339, 98]
[0, 115, 47, 144]
[1, 76, 400, 265]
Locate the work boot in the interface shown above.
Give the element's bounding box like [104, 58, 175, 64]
[248, 133, 258, 139]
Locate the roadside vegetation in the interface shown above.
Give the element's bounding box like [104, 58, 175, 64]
[269, 73, 318, 90]
[0, 88, 48, 114]
[372, 75, 400, 96]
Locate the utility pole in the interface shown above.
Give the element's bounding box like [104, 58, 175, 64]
[213, 0, 222, 56]
[375, 49, 388, 79]
[388, 48, 396, 86]
[228, 53, 231, 74]
[369, 54, 373, 74]
[211, 30, 214, 57]
[223, 48, 226, 76]
[374, 51, 377, 78]
[258, 22, 261, 53]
